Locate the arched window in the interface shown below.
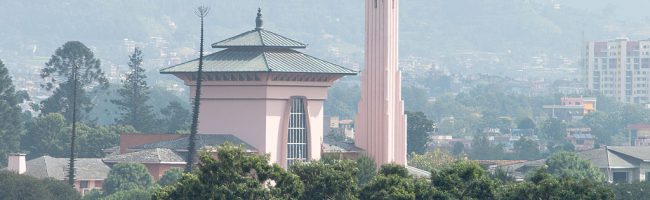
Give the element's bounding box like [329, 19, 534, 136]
[287, 97, 308, 166]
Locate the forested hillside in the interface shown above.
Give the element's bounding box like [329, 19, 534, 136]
[1, 0, 649, 69]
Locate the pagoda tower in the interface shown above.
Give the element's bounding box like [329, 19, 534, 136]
[161, 9, 356, 167]
[355, 0, 407, 166]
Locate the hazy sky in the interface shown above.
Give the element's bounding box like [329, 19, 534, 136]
[562, 0, 650, 20]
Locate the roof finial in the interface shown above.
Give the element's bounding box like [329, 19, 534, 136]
[255, 8, 264, 30]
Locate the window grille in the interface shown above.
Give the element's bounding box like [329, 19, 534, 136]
[287, 97, 308, 166]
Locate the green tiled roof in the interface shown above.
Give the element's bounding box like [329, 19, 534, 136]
[160, 48, 357, 75]
[161, 8, 356, 75]
[211, 29, 307, 49]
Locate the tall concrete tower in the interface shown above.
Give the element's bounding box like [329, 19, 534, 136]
[355, 0, 407, 166]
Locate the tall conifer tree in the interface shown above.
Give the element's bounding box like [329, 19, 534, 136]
[186, 5, 209, 173]
[111, 48, 155, 132]
[40, 41, 108, 122]
[0, 59, 24, 167]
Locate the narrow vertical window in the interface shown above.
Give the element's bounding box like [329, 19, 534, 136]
[374, 0, 378, 8]
[287, 97, 308, 166]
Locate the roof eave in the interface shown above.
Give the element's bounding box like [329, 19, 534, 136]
[160, 71, 357, 75]
[211, 45, 307, 49]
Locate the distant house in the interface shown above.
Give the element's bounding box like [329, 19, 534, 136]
[323, 117, 355, 139]
[103, 148, 186, 181]
[578, 147, 650, 183]
[511, 128, 534, 136]
[503, 146, 650, 183]
[543, 97, 597, 121]
[628, 124, 650, 146]
[322, 135, 363, 160]
[567, 134, 596, 151]
[3, 154, 110, 195]
[111, 133, 258, 180]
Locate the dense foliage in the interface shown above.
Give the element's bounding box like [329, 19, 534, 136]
[408, 150, 456, 172]
[500, 167, 614, 200]
[111, 48, 156, 133]
[149, 144, 618, 200]
[39, 41, 108, 122]
[0, 171, 81, 200]
[406, 111, 434, 154]
[356, 155, 377, 186]
[20, 113, 135, 159]
[102, 163, 154, 195]
[291, 160, 359, 200]
[152, 144, 303, 200]
[544, 151, 605, 182]
[158, 168, 183, 186]
[0, 59, 25, 166]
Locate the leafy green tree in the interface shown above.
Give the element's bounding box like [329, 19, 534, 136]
[544, 151, 605, 182]
[356, 155, 376, 186]
[0, 171, 81, 200]
[541, 118, 567, 141]
[470, 135, 504, 160]
[21, 113, 69, 158]
[547, 140, 576, 153]
[324, 84, 360, 119]
[39, 41, 108, 121]
[77, 125, 135, 158]
[495, 117, 514, 133]
[512, 137, 540, 160]
[111, 48, 156, 133]
[582, 111, 619, 144]
[499, 168, 614, 200]
[0, 59, 24, 166]
[158, 168, 183, 186]
[408, 149, 455, 172]
[81, 190, 104, 200]
[406, 111, 434, 154]
[152, 144, 303, 200]
[403, 86, 430, 112]
[101, 188, 153, 200]
[360, 164, 445, 200]
[517, 117, 535, 129]
[157, 101, 191, 133]
[430, 161, 498, 200]
[452, 141, 465, 156]
[291, 160, 359, 200]
[103, 163, 154, 195]
[611, 181, 650, 200]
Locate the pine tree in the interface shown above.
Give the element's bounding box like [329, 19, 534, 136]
[0, 59, 24, 167]
[40, 41, 108, 185]
[39, 41, 108, 122]
[186, 6, 209, 173]
[111, 48, 155, 133]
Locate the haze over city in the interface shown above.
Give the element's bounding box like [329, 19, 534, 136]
[1, 0, 650, 199]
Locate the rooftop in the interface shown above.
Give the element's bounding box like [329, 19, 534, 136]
[103, 148, 186, 164]
[160, 8, 356, 75]
[131, 134, 258, 152]
[2, 156, 110, 180]
[569, 134, 595, 139]
[211, 8, 307, 49]
[160, 48, 356, 75]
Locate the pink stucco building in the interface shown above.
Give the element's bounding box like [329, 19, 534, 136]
[355, 0, 407, 166]
[161, 9, 356, 167]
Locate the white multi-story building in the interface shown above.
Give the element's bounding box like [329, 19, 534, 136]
[585, 38, 650, 104]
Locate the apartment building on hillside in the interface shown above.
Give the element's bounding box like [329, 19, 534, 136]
[585, 38, 650, 104]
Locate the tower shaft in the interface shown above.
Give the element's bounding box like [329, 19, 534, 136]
[355, 0, 406, 166]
